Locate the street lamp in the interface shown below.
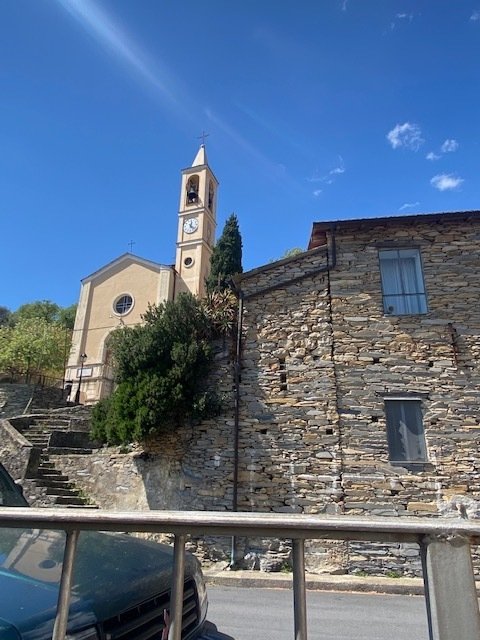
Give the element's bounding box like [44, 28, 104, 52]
[74, 353, 87, 403]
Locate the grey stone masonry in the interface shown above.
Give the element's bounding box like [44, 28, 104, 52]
[231, 211, 480, 575]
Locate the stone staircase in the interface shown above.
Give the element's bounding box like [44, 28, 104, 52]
[20, 416, 97, 509]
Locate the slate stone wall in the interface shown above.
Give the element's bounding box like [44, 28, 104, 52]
[231, 214, 480, 574]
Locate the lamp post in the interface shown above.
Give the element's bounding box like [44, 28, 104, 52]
[74, 353, 87, 404]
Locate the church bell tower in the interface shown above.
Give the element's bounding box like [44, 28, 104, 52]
[175, 144, 218, 297]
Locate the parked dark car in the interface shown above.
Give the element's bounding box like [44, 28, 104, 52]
[0, 462, 223, 640]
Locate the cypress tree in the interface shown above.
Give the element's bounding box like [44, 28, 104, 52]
[206, 213, 243, 293]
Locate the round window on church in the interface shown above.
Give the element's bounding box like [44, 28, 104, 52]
[114, 294, 134, 315]
[184, 257, 194, 268]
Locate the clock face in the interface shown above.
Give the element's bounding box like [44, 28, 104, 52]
[183, 217, 199, 234]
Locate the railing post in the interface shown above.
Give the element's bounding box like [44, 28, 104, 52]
[292, 538, 308, 640]
[52, 529, 80, 640]
[169, 533, 186, 640]
[421, 534, 480, 640]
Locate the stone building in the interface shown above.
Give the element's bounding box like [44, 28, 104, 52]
[228, 209, 480, 572]
[64, 144, 218, 403]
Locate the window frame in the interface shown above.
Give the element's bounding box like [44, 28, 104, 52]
[378, 247, 428, 316]
[384, 397, 427, 465]
[113, 293, 134, 317]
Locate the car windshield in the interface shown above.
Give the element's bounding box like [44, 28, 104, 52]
[0, 465, 29, 507]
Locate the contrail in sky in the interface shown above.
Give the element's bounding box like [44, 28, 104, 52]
[55, 0, 182, 111]
[55, 0, 287, 179]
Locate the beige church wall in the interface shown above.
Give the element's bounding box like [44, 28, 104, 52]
[65, 261, 173, 403]
[84, 262, 172, 362]
[176, 243, 213, 297]
[67, 281, 92, 365]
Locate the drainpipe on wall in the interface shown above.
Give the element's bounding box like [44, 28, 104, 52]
[325, 225, 344, 508]
[327, 224, 337, 270]
[229, 286, 244, 568]
[227, 234, 336, 568]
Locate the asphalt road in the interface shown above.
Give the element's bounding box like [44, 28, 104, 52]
[206, 586, 429, 640]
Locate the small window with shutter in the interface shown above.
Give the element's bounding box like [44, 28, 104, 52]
[384, 398, 427, 463]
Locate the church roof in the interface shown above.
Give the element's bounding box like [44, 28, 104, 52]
[81, 253, 172, 283]
[192, 144, 207, 167]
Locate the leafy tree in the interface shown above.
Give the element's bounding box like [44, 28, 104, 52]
[203, 289, 238, 335]
[270, 247, 304, 263]
[13, 300, 61, 324]
[0, 318, 66, 378]
[57, 304, 77, 330]
[0, 300, 76, 378]
[206, 213, 243, 293]
[281, 247, 303, 259]
[91, 293, 223, 445]
[0, 306, 12, 327]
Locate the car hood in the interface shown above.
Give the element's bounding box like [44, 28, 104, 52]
[0, 617, 21, 640]
[0, 527, 202, 639]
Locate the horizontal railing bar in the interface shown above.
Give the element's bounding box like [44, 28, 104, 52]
[1, 508, 479, 544]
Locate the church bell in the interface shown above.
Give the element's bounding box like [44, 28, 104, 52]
[187, 185, 198, 203]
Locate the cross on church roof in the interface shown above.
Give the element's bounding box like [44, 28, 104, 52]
[197, 130, 210, 146]
[128, 240, 136, 252]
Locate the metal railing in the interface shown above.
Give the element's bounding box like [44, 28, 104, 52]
[0, 508, 479, 640]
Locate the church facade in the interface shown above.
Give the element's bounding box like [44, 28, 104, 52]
[65, 145, 218, 403]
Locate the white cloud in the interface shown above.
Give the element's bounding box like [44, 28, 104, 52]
[307, 157, 345, 185]
[396, 13, 413, 21]
[387, 122, 424, 150]
[470, 10, 480, 21]
[313, 189, 322, 197]
[341, 0, 348, 11]
[426, 151, 440, 161]
[399, 202, 420, 211]
[430, 174, 464, 191]
[441, 138, 459, 153]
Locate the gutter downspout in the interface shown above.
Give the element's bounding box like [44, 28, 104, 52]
[328, 224, 337, 269]
[230, 285, 244, 568]
[228, 233, 335, 568]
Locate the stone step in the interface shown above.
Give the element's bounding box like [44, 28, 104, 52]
[35, 478, 73, 489]
[48, 447, 93, 455]
[38, 460, 55, 468]
[26, 428, 60, 436]
[63, 503, 99, 509]
[46, 487, 80, 497]
[32, 423, 70, 430]
[37, 471, 70, 482]
[28, 437, 49, 445]
[54, 495, 89, 506]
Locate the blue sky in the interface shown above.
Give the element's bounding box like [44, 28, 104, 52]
[2, 1, 479, 310]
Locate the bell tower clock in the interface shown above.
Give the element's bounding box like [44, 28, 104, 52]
[175, 144, 218, 298]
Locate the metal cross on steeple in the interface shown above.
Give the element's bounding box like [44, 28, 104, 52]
[197, 130, 210, 146]
[128, 240, 136, 252]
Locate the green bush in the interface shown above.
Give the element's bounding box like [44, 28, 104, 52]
[91, 293, 226, 445]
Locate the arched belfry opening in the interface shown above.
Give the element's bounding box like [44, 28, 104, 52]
[208, 179, 215, 212]
[186, 175, 199, 204]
